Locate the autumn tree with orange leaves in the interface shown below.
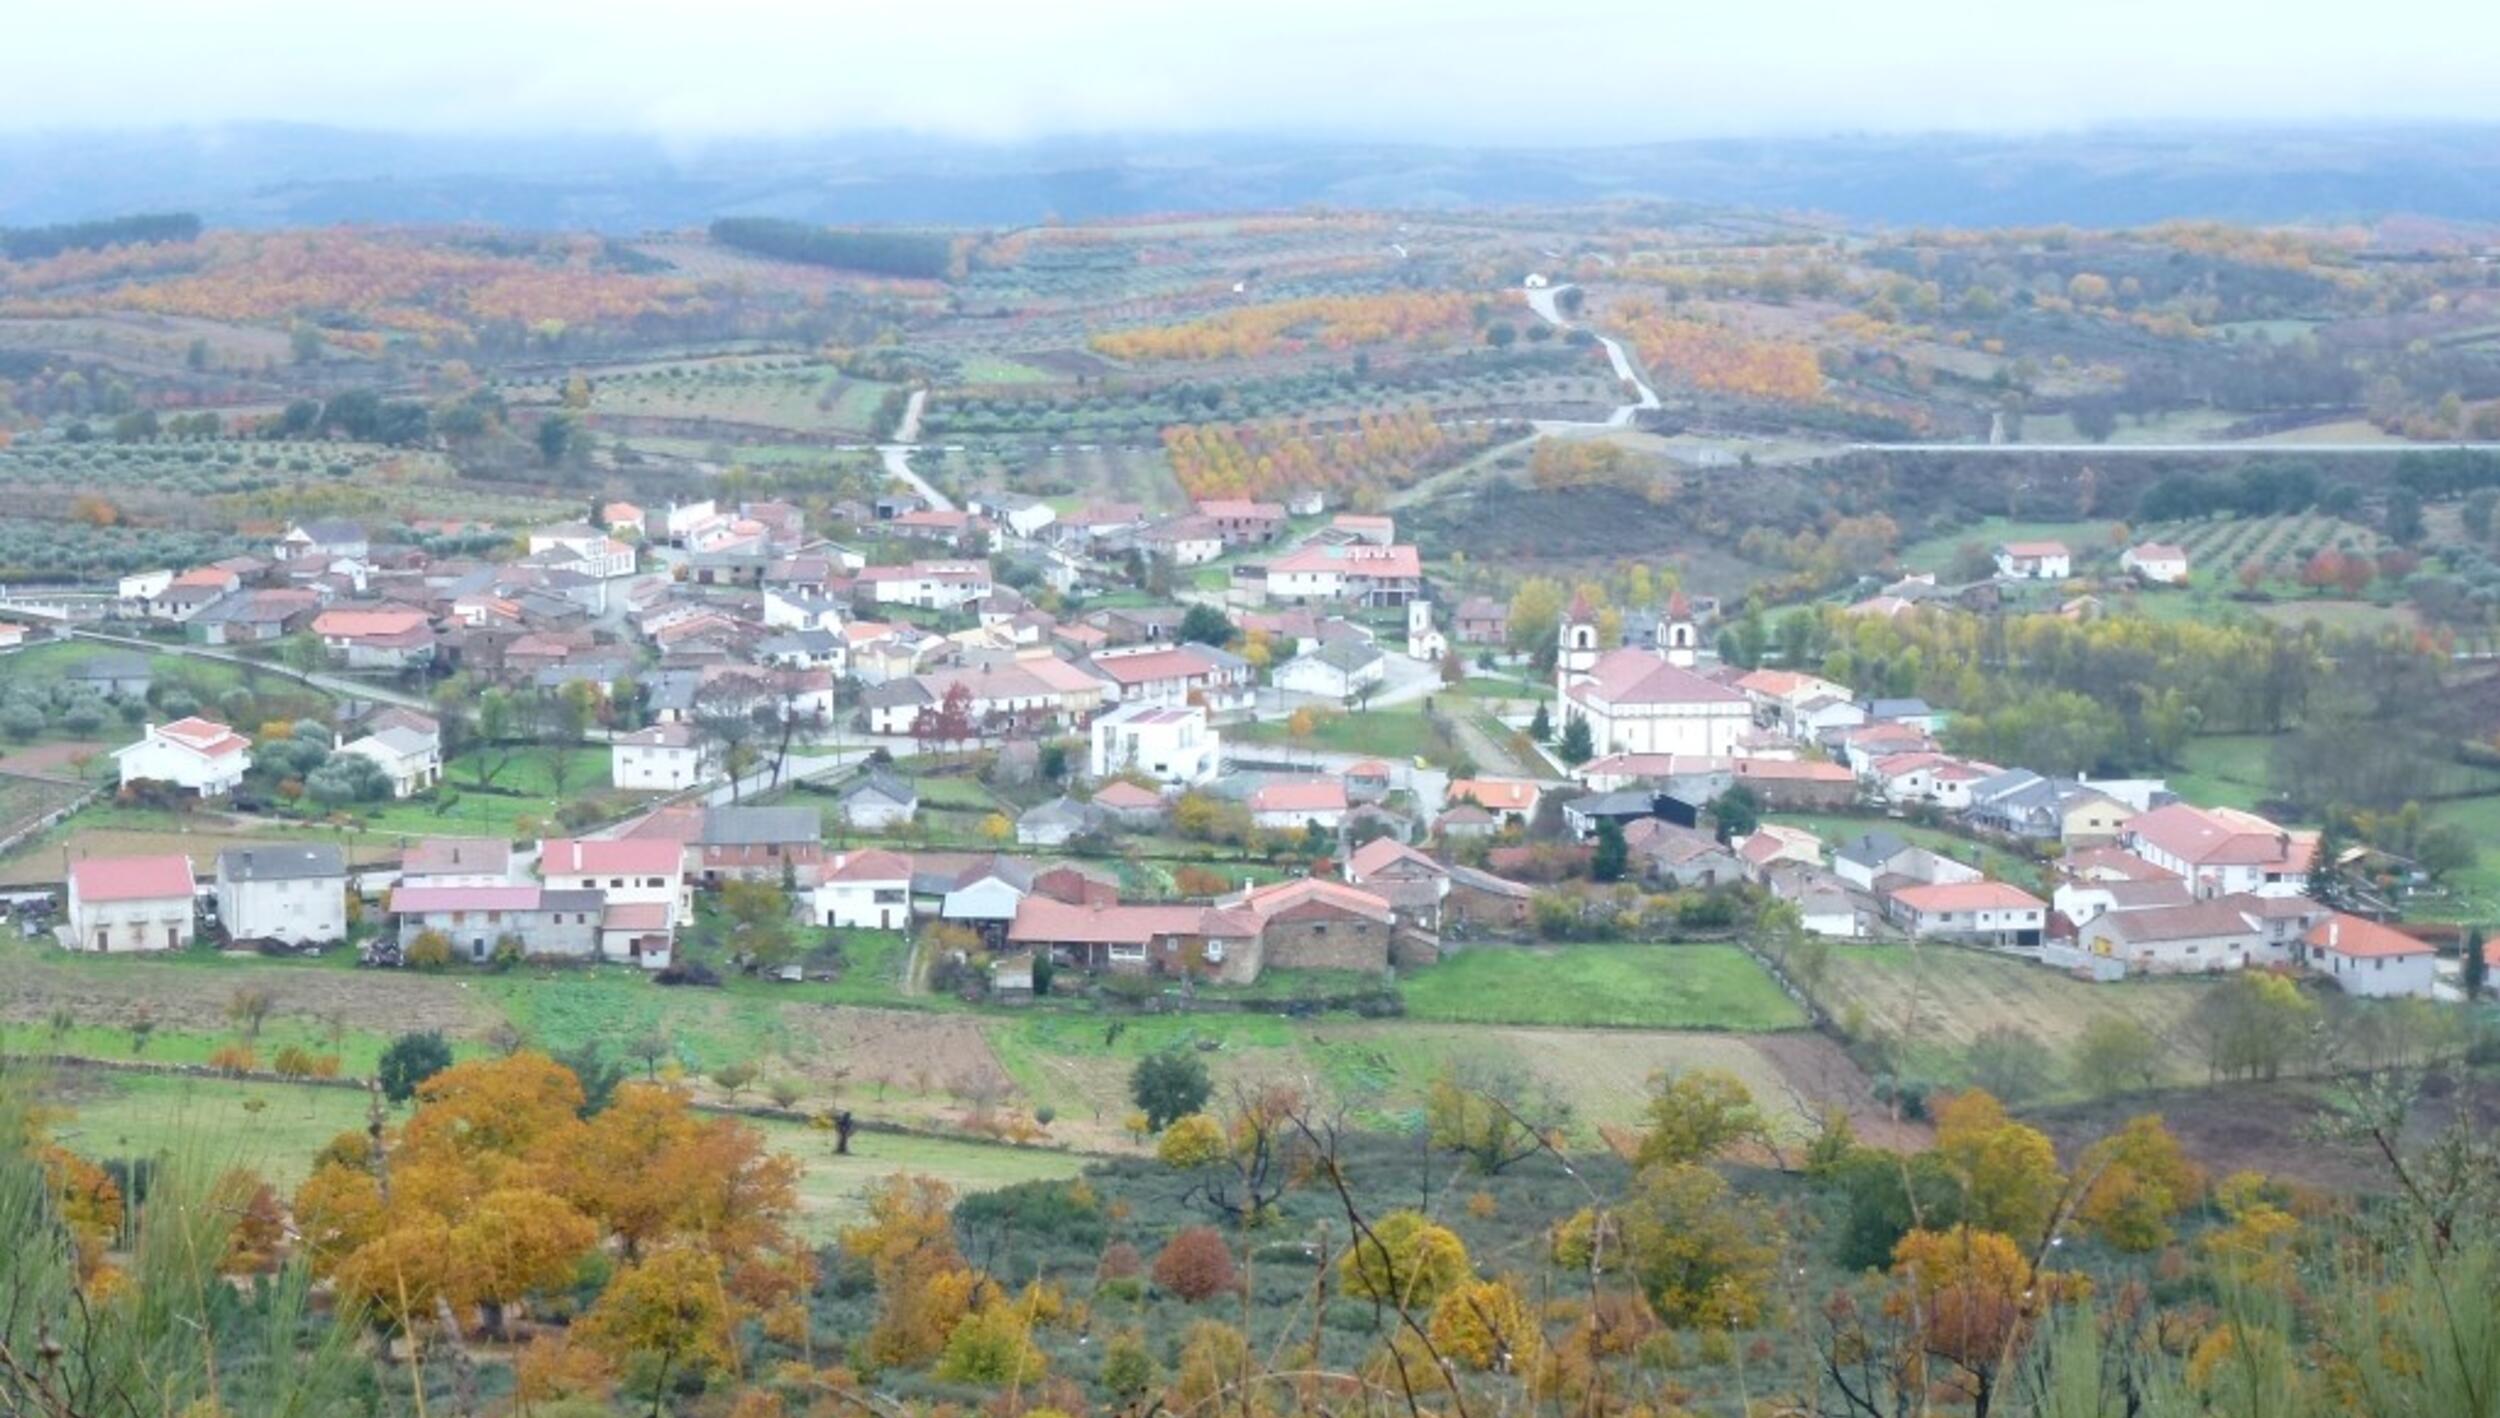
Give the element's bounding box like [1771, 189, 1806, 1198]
[291, 1052, 807, 1344]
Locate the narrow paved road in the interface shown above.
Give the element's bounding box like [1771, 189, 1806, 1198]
[875, 388, 956, 511]
[68, 628, 438, 711]
[1446, 708, 1542, 781]
[1524, 281, 1661, 427]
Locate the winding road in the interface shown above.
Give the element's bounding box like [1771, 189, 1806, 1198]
[876, 388, 955, 511]
[1524, 281, 1661, 428]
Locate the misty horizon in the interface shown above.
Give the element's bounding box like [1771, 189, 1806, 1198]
[7, 0, 2499, 146]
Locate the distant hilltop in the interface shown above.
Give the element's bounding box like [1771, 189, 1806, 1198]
[7, 124, 2500, 232]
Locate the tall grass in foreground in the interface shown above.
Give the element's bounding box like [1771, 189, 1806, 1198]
[0, 1079, 366, 1417]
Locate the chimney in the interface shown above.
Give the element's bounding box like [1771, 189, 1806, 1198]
[2328, 920, 2340, 948]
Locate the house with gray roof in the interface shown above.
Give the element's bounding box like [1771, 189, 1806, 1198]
[214, 844, 347, 945]
[1016, 796, 1104, 848]
[1273, 637, 1388, 699]
[838, 770, 919, 830]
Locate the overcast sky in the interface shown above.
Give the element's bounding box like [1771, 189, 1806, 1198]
[8, 0, 2497, 144]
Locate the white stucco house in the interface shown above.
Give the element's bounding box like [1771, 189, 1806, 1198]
[65, 855, 196, 953]
[1994, 541, 2072, 580]
[527, 523, 637, 579]
[2302, 913, 2439, 998]
[613, 723, 706, 791]
[1089, 702, 1220, 786]
[838, 770, 920, 830]
[214, 844, 348, 945]
[337, 710, 442, 799]
[1274, 639, 1387, 699]
[813, 848, 914, 930]
[2120, 542, 2190, 585]
[113, 718, 251, 796]
[1247, 778, 1348, 831]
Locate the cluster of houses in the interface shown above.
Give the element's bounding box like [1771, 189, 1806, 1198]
[1841, 537, 2193, 623]
[74, 490, 1435, 813]
[110, 705, 445, 802]
[49, 771, 1547, 993]
[1523, 598, 2444, 998]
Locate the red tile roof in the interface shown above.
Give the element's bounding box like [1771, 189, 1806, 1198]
[1265, 543, 1423, 578]
[2305, 913, 2434, 959]
[154, 717, 249, 758]
[69, 854, 195, 903]
[402, 838, 513, 876]
[314, 609, 432, 638]
[1089, 781, 1164, 810]
[1576, 648, 1746, 707]
[2060, 846, 2177, 883]
[1732, 758, 1856, 784]
[390, 885, 543, 913]
[2127, 804, 2308, 869]
[1448, 778, 1540, 812]
[824, 848, 914, 882]
[1008, 897, 1234, 946]
[539, 838, 685, 877]
[1346, 837, 1446, 881]
[1088, 647, 1225, 686]
[1248, 779, 1348, 814]
[1236, 877, 1394, 924]
[1891, 881, 2047, 914]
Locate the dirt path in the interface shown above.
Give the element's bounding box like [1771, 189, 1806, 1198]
[1446, 710, 1535, 780]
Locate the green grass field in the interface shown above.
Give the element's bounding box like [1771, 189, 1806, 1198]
[951, 355, 1055, 384]
[1400, 944, 1805, 1031]
[355, 745, 627, 836]
[2169, 734, 2283, 812]
[1898, 518, 2112, 577]
[1809, 942, 2217, 1099]
[1231, 703, 1439, 761]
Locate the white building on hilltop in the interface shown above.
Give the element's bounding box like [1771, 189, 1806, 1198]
[1554, 593, 1747, 759]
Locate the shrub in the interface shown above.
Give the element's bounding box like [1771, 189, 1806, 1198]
[402, 930, 453, 971]
[1152, 1227, 1239, 1302]
[1337, 1211, 1469, 1307]
[1096, 1241, 1143, 1281]
[1428, 1279, 1545, 1373]
[1132, 1049, 1212, 1131]
[933, 1306, 1047, 1385]
[1097, 1331, 1158, 1399]
[377, 1031, 454, 1103]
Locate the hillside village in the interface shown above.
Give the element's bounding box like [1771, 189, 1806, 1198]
[13, 83, 2500, 1414]
[4, 484, 2469, 1013]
